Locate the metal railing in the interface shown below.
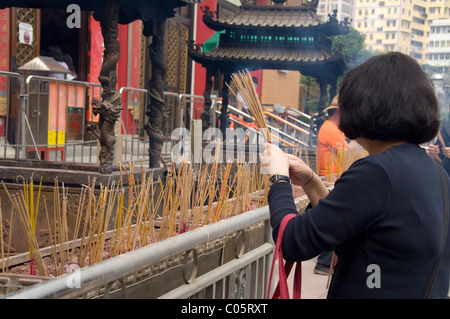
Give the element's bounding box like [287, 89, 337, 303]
[0, 73, 104, 163]
[119, 87, 149, 162]
[0, 71, 221, 166]
[284, 107, 313, 146]
[0, 71, 24, 159]
[28, 75, 102, 163]
[5, 206, 273, 299]
[285, 107, 311, 133]
[263, 111, 310, 148]
[213, 101, 309, 148]
[164, 91, 183, 135]
[0, 71, 311, 165]
[285, 106, 311, 121]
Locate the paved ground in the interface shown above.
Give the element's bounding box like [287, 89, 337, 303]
[300, 257, 330, 299]
[269, 257, 330, 299]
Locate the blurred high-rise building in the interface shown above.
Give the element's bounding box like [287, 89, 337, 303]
[317, 0, 354, 22]
[352, 0, 450, 66]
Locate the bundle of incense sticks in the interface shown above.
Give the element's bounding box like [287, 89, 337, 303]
[228, 70, 272, 143]
[0, 160, 271, 276]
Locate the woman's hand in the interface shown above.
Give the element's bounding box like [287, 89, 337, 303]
[426, 144, 440, 159]
[286, 154, 314, 186]
[261, 143, 314, 185]
[443, 146, 450, 159]
[260, 143, 289, 177]
[427, 144, 442, 163]
[262, 143, 329, 206]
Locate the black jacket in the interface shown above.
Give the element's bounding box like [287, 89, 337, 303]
[268, 143, 450, 298]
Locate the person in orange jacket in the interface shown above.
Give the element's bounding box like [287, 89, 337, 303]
[315, 95, 348, 275]
[317, 96, 349, 177]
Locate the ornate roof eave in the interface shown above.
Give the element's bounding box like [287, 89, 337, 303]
[188, 46, 346, 80]
[202, 7, 349, 37]
[203, 15, 348, 37]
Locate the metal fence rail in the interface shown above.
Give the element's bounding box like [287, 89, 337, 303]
[5, 206, 272, 299]
[24, 75, 102, 162]
[0, 70, 310, 166]
[164, 91, 182, 135]
[159, 242, 273, 299]
[214, 101, 309, 148]
[0, 71, 23, 159]
[119, 86, 149, 163]
[0, 71, 218, 166]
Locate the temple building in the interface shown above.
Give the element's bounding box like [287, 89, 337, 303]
[189, 0, 350, 133]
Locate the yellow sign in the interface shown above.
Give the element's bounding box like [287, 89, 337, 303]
[0, 95, 6, 116]
[48, 130, 65, 146]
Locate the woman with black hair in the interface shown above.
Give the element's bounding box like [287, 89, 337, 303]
[263, 52, 449, 298]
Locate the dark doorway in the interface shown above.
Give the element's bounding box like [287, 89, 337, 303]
[40, 9, 89, 81]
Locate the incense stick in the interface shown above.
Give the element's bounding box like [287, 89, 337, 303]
[1, 158, 274, 277]
[228, 70, 271, 143]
